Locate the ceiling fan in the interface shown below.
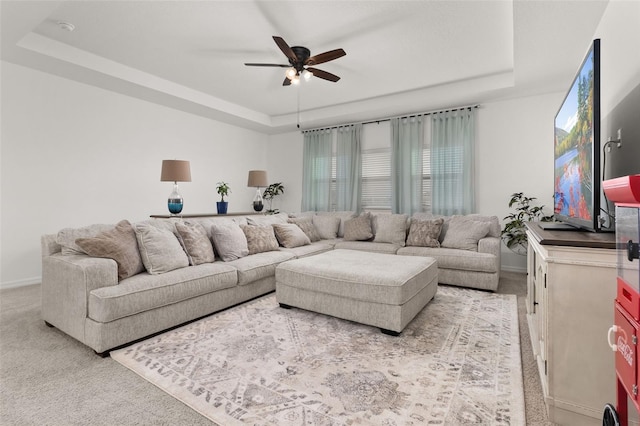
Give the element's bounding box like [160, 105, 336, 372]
[245, 36, 346, 86]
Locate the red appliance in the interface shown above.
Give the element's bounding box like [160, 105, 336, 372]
[604, 174, 640, 426]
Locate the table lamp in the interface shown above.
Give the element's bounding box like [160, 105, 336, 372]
[161, 160, 191, 215]
[247, 170, 268, 212]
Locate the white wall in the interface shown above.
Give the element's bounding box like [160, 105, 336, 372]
[1, 61, 268, 287]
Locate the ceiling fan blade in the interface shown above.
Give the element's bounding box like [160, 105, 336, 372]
[244, 63, 290, 67]
[305, 49, 346, 66]
[306, 67, 340, 82]
[273, 36, 298, 63]
[282, 77, 292, 86]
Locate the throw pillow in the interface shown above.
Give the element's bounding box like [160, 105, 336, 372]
[76, 220, 145, 281]
[272, 223, 311, 248]
[406, 218, 445, 247]
[287, 217, 321, 242]
[133, 223, 189, 274]
[343, 212, 373, 241]
[210, 221, 249, 262]
[466, 214, 501, 238]
[57, 223, 115, 255]
[240, 225, 280, 255]
[175, 221, 215, 265]
[316, 211, 357, 237]
[441, 216, 491, 251]
[373, 213, 409, 246]
[312, 215, 341, 240]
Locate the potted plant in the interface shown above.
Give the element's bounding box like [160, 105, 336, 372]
[501, 192, 553, 255]
[216, 182, 231, 214]
[263, 182, 285, 215]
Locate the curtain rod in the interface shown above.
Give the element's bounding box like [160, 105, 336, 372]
[300, 104, 480, 133]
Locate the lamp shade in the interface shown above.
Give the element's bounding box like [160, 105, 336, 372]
[247, 170, 268, 187]
[161, 160, 191, 182]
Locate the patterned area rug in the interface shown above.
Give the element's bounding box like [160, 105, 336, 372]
[111, 285, 524, 425]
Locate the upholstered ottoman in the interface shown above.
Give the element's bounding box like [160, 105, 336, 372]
[275, 249, 438, 335]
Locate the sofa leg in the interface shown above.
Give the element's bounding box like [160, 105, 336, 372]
[381, 328, 401, 337]
[44, 321, 54, 328]
[94, 350, 111, 358]
[279, 303, 292, 309]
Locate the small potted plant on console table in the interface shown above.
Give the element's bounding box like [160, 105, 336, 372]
[216, 182, 231, 214]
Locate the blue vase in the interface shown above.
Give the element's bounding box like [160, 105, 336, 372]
[217, 201, 228, 215]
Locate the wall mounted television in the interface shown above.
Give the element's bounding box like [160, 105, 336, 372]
[544, 38, 602, 232]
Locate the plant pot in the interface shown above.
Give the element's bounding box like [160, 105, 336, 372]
[216, 201, 228, 215]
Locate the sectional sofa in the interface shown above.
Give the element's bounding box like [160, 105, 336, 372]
[41, 211, 501, 355]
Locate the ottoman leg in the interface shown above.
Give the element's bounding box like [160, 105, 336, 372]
[381, 328, 401, 337]
[279, 303, 292, 309]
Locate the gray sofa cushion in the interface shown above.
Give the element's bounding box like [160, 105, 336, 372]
[397, 246, 498, 273]
[226, 251, 295, 285]
[88, 262, 238, 323]
[278, 242, 334, 259]
[334, 241, 400, 254]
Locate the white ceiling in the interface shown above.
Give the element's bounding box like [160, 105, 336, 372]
[1, 1, 609, 133]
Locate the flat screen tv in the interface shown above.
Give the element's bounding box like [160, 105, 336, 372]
[549, 38, 601, 232]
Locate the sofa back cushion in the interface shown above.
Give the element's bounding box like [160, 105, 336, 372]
[76, 220, 145, 281]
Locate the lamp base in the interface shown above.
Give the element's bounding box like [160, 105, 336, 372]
[253, 201, 264, 212]
[168, 198, 183, 215]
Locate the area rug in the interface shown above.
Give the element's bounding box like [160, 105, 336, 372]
[111, 285, 524, 425]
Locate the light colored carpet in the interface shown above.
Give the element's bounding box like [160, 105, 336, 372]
[0, 271, 552, 425]
[111, 286, 524, 425]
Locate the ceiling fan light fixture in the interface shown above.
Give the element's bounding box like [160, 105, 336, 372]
[286, 68, 297, 79]
[302, 69, 313, 81]
[291, 74, 300, 85]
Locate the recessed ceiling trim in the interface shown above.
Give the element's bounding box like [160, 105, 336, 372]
[16, 32, 272, 127]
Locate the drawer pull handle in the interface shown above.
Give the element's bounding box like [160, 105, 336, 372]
[608, 325, 619, 351]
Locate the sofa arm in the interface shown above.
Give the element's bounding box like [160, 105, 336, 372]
[478, 236, 500, 256]
[478, 237, 501, 276]
[41, 254, 118, 344]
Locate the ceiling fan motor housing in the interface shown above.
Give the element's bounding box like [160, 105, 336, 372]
[290, 46, 311, 72]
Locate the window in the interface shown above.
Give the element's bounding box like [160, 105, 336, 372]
[329, 141, 433, 214]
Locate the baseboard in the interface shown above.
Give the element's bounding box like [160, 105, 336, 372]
[1, 277, 41, 290]
[501, 265, 527, 274]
